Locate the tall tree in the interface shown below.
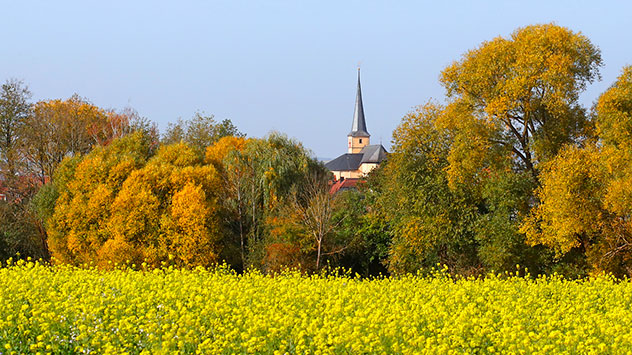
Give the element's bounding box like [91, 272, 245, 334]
[376, 24, 602, 275]
[205, 136, 251, 267]
[440, 23, 601, 181]
[25, 95, 110, 182]
[206, 133, 328, 271]
[522, 66, 632, 276]
[0, 79, 31, 182]
[376, 104, 480, 274]
[0, 80, 51, 261]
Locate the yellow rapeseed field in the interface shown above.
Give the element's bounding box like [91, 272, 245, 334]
[1, 260, 631, 354]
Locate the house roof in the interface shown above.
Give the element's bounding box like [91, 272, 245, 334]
[349, 69, 370, 138]
[325, 153, 364, 171]
[329, 178, 362, 194]
[360, 144, 388, 164]
[325, 144, 388, 172]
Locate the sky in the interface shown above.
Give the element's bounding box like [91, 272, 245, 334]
[2, 1, 631, 159]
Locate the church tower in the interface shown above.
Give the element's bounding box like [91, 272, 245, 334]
[348, 69, 370, 153]
[325, 68, 387, 185]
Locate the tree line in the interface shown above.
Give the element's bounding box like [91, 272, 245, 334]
[2, 23, 632, 277]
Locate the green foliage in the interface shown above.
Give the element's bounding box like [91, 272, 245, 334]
[205, 132, 330, 272]
[0, 201, 48, 261]
[374, 104, 479, 274]
[0, 79, 31, 177]
[163, 112, 243, 154]
[331, 187, 390, 276]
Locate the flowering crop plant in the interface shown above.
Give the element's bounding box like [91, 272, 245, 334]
[1, 260, 631, 354]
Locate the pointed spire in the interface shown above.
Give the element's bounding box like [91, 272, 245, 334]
[349, 68, 370, 137]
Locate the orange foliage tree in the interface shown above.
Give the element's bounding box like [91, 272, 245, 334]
[46, 133, 223, 268]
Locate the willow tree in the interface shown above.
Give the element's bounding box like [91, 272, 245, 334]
[205, 133, 329, 271]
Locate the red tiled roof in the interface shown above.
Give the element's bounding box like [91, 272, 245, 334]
[329, 178, 362, 194]
[0, 174, 48, 202]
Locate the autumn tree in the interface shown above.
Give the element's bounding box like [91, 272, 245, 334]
[107, 142, 222, 267]
[41, 132, 224, 268]
[19, 95, 156, 186]
[0, 79, 50, 260]
[271, 176, 351, 271]
[299, 180, 340, 270]
[205, 136, 250, 267]
[523, 66, 632, 276]
[42, 132, 153, 265]
[23, 95, 106, 182]
[375, 24, 602, 275]
[96, 107, 159, 147]
[440, 23, 601, 182]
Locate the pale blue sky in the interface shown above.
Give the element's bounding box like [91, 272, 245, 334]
[2, 1, 630, 158]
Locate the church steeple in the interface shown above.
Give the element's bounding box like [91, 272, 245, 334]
[349, 68, 370, 137]
[347, 68, 370, 153]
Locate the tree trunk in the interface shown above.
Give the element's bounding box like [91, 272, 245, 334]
[316, 237, 322, 270]
[238, 196, 245, 268]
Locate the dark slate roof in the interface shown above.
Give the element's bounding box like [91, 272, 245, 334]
[349, 69, 370, 137]
[325, 145, 388, 172]
[360, 144, 388, 164]
[324, 153, 363, 171]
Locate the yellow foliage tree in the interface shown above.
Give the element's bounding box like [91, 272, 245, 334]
[379, 25, 603, 274]
[440, 23, 601, 183]
[523, 66, 632, 276]
[47, 134, 223, 268]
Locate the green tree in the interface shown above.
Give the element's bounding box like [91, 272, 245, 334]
[206, 132, 328, 271]
[163, 112, 243, 154]
[376, 104, 480, 274]
[329, 182, 391, 277]
[0, 79, 31, 181]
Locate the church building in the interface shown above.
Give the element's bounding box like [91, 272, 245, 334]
[325, 70, 387, 183]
